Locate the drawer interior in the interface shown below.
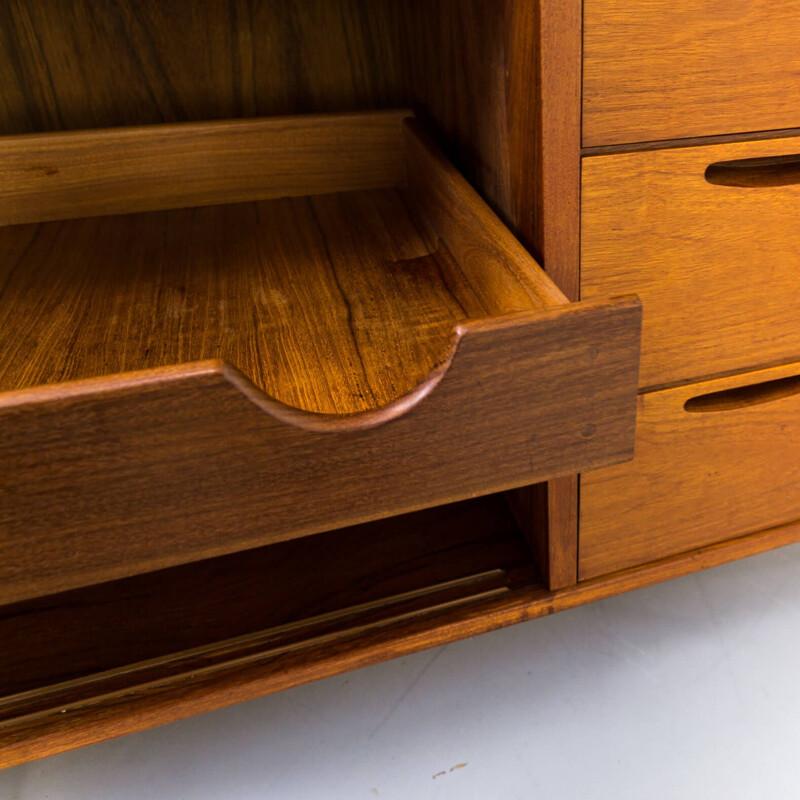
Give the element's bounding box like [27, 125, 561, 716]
[0, 493, 546, 760]
[0, 111, 559, 409]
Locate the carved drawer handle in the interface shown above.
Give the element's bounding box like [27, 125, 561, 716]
[684, 374, 800, 412]
[705, 154, 800, 187]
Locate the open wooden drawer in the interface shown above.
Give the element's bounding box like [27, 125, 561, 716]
[0, 110, 641, 605]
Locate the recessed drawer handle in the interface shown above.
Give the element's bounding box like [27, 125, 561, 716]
[684, 374, 800, 412]
[705, 154, 800, 188]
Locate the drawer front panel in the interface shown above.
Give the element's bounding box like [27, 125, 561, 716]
[582, 136, 800, 390]
[580, 362, 800, 579]
[583, 0, 800, 146]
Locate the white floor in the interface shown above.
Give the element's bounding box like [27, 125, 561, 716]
[4, 542, 800, 799]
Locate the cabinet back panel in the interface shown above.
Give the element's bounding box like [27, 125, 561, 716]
[0, 0, 547, 245]
[0, 0, 402, 135]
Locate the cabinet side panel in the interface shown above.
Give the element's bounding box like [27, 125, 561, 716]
[390, 0, 582, 588]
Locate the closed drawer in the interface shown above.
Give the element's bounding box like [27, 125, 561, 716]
[582, 135, 800, 390]
[580, 362, 800, 579]
[583, 0, 800, 146]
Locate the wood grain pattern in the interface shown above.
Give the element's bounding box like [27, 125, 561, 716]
[0, 0, 403, 135]
[389, 0, 580, 289]
[0, 0, 579, 294]
[582, 135, 800, 390]
[539, 476, 579, 587]
[0, 191, 460, 413]
[533, 0, 581, 302]
[0, 295, 640, 606]
[402, 119, 566, 313]
[394, 0, 526, 247]
[583, 0, 800, 146]
[0, 0, 587, 588]
[0, 116, 642, 605]
[518, 0, 582, 587]
[0, 494, 533, 702]
[0, 0, 571, 282]
[0, 117, 558, 410]
[4, 494, 800, 768]
[0, 111, 408, 225]
[508, 476, 578, 590]
[5, 0, 800, 766]
[580, 361, 800, 579]
[431, 0, 589, 590]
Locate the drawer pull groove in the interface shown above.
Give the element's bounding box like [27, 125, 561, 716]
[705, 155, 800, 188]
[684, 374, 800, 412]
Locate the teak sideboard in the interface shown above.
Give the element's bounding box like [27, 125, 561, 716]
[1, 0, 798, 766]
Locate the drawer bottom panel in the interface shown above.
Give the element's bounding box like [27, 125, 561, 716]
[580, 361, 800, 579]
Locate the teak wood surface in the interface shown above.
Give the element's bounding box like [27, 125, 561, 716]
[580, 361, 800, 579]
[583, 0, 800, 146]
[0, 1, 725, 767]
[0, 495, 536, 708]
[0, 112, 407, 226]
[0, 300, 639, 606]
[0, 0, 408, 135]
[0, 191, 466, 412]
[0, 113, 642, 605]
[0, 0, 588, 591]
[379, 0, 584, 588]
[509, 0, 583, 589]
[582, 135, 800, 391]
[5, 490, 800, 768]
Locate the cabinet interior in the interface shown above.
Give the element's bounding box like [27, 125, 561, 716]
[0, 493, 544, 721]
[0, 0, 610, 766]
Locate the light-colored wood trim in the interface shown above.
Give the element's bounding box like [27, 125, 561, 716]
[582, 134, 800, 391]
[583, 0, 800, 146]
[581, 360, 800, 578]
